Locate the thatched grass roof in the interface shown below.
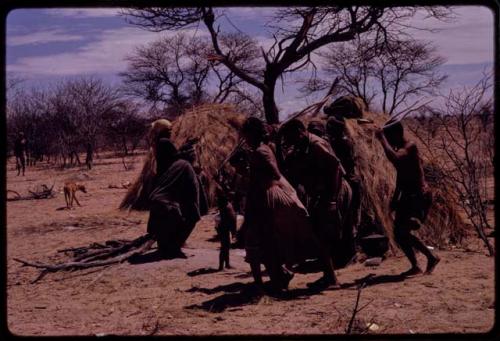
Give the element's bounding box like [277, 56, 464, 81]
[170, 104, 246, 205]
[302, 111, 467, 251]
[122, 102, 466, 251]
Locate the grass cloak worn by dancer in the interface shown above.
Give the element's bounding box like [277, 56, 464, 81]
[120, 119, 202, 258]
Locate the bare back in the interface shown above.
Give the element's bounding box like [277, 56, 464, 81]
[392, 142, 426, 194]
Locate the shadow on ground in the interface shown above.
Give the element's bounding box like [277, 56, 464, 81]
[128, 250, 188, 264]
[185, 280, 330, 313]
[340, 272, 413, 289]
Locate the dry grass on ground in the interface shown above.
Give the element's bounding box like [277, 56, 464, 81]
[6, 150, 495, 336]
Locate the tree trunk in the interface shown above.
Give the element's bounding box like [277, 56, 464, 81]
[262, 72, 279, 124]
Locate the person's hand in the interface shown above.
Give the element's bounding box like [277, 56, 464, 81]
[375, 128, 384, 140]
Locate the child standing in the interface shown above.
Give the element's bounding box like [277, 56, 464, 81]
[215, 186, 237, 270]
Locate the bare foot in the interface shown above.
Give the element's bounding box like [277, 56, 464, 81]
[425, 255, 440, 274]
[400, 267, 422, 277]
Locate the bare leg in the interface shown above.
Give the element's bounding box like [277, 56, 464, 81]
[21, 156, 25, 176]
[394, 225, 422, 276]
[224, 247, 232, 269]
[73, 194, 81, 207]
[307, 237, 340, 289]
[16, 157, 20, 176]
[218, 249, 224, 271]
[307, 212, 340, 289]
[250, 262, 263, 287]
[407, 234, 441, 274]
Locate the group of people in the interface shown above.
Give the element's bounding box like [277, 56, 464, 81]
[143, 108, 440, 294]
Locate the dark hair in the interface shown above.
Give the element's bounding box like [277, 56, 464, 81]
[241, 117, 267, 140]
[280, 118, 306, 136]
[383, 120, 404, 139]
[307, 120, 326, 137]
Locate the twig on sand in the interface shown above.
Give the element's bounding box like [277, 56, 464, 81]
[14, 234, 155, 283]
[143, 318, 160, 336]
[8, 183, 55, 201]
[346, 282, 374, 334]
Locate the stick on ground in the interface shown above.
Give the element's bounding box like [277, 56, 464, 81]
[14, 234, 155, 283]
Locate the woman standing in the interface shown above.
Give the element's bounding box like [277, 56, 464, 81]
[240, 117, 329, 292]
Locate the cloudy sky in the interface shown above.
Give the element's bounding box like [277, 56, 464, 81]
[6, 6, 494, 117]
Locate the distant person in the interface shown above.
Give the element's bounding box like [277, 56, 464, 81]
[375, 120, 439, 276]
[14, 132, 27, 176]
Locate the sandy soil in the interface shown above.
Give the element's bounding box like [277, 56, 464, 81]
[6, 153, 495, 336]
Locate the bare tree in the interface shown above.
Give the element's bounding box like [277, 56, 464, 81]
[316, 37, 446, 115]
[7, 86, 53, 165]
[375, 39, 447, 116]
[68, 77, 122, 163]
[411, 73, 494, 255]
[102, 102, 148, 156]
[122, 6, 453, 123]
[318, 36, 378, 109]
[210, 32, 262, 104]
[120, 33, 212, 118]
[7, 77, 148, 170]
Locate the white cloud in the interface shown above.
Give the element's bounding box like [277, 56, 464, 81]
[223, 7, 278, 21]
[44, 8, 122, 18]
[8, 29, 84, 46]
[8, 27, 207, 77]
[408, 6, 494, 64]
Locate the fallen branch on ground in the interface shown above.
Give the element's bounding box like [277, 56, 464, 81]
[14, 234, 155, 283]
[7, 184, 55, 201]
[346, 282, 374, 334]
[7, 190, 21, 200]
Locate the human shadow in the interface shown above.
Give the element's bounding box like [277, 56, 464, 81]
[185, 282, 263, 313]
[185, 279, 330, 313]
[128, 249, 188, 265]
[340, 272, 410, 289]
[187, 281, 248, 295]
[187, 267, 221, 277]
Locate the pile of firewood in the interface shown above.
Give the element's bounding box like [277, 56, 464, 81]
[7, 184, 55, 201]
[14, 234, 155, 283]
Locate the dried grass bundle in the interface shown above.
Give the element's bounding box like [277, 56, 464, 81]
[120, 104, 245, 210]
[171, 104, 246, 205]
[303, 111, 466, 250]
[119, 119, 172, 211]
[323, 95, 367, 119]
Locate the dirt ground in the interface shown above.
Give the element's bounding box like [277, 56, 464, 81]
[6, 153, 495, 336]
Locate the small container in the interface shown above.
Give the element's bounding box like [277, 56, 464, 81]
[360, 234, 389, 258]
